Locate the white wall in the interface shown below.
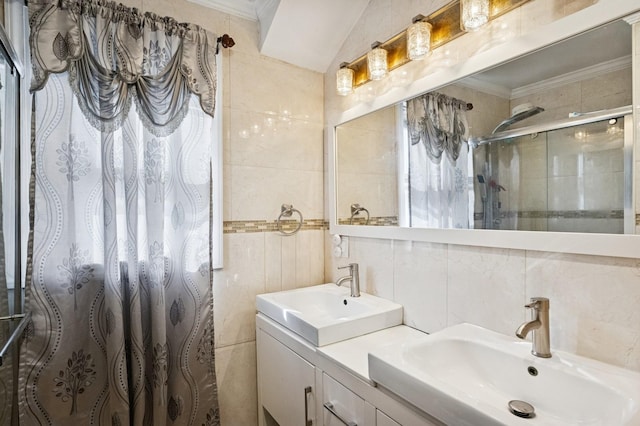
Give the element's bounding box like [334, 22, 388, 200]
[325, 0, 640, 374]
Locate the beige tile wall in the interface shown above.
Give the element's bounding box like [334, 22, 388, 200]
[325, 0, 640, 374]
[119, 1, 325, 425]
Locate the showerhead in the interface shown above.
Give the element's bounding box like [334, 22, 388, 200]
[492, 103, 544, 134]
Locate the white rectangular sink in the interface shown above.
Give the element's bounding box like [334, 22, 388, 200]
[369, 323, 640, 425]
[256, 283, 403, 346]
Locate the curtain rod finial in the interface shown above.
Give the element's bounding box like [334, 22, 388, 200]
[216, 34, 235, 53]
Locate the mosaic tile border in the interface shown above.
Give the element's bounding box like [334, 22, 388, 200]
[474, 210, 625, 221]
[224, 213, 637, 232]
[224, 219, 328, 234]
[337, 216, 399, 226]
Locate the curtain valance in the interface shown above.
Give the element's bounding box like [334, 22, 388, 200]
[29, 0, 218, 135]
[407, 92, 470, 164]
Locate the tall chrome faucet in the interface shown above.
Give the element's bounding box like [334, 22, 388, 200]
[336, 263, 360, 297]
[516, 297, 551, 358]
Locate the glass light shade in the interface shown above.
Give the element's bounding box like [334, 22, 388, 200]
[460, 0, 489, 32]
[367, 47, 388, 80]
[407, 21, 432, 60]
[336, 67, 354, 96]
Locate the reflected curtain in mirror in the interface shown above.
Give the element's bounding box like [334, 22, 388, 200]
[21, 1, 221, 424]
[406, 92, 472, 228]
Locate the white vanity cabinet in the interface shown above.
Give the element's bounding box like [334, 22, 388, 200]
[256, 313, 443, 426]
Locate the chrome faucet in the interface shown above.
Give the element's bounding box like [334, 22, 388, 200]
[516, 297, 551, 358]
[336, 263, 360, 297]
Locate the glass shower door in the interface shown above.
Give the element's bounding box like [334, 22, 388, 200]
[473, 112, 628, 233]
[546, 118, 625, 233]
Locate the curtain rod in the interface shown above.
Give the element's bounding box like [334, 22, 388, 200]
[216, 34, 235, 54]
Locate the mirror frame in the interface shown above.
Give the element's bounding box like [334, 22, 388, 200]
[329, 1, 640, 259]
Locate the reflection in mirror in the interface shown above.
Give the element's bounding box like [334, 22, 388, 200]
[335, 19, 634, 234]
[336, 107, 399, 226]
[470, 110, 630, 233]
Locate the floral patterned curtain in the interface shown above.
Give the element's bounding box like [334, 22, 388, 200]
[406, 92, 472, 228]
[20, 1, 220, 425]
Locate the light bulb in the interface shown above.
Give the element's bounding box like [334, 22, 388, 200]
[461, 0, 490, 32]
[407, 19, 432, 60]
[336, 66, 354, 96]
[367, 43, 388, 80]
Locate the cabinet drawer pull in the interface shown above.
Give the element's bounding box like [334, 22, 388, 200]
[323, 402, 357, 426]
[304, 386, 313, 426]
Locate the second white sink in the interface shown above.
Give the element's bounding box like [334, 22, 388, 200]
[256, 283, 403, 346]
[369, 323, 640, 425]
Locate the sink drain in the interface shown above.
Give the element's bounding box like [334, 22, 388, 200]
[508, 400, 535, 418]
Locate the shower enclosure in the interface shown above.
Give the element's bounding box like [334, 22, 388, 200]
[470, 106, 632, 233]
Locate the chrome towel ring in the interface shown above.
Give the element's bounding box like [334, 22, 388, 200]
[277, 204, 303, 236]
[349, 203, 370, 225]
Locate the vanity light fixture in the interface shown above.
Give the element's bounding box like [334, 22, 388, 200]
[336, 0, 530, 95]
[407, 15, 432, 60]
[367, 42, 388, 80]
[336, 63, 355, 96]
[460, 0, 490, 31]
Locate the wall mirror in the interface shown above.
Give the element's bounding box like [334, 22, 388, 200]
[330, 4, 640, 258]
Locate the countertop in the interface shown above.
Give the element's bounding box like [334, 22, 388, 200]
[316, 325, 428, 385]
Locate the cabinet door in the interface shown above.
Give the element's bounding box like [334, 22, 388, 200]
[258, 329, 316, 426]
[323, 373, 365, 426]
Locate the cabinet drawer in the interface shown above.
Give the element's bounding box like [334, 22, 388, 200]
[376, 410, 400, 426]
[323, 373, 365, 426]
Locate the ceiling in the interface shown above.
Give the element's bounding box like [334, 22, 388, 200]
[188, 0, 370, 73]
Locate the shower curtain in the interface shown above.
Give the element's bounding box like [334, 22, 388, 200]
[20, 1, 220, 424]
[407, 92, 471, 228]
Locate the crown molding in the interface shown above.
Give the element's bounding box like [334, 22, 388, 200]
[511, 55, 632, 99]
[187, 0, 257, 21]
[622, 12, 640, 25]
[459, 55, 632, 101]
